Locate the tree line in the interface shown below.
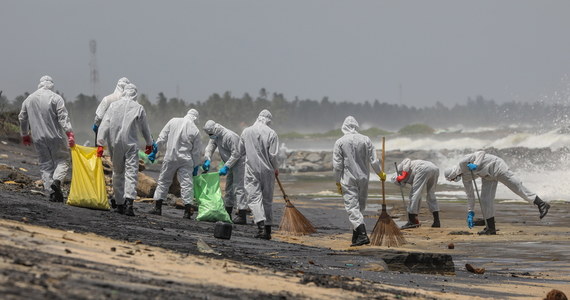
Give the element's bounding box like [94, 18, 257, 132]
[1, 88, 568, 143]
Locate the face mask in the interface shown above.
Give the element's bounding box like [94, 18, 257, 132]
[209, 135, 217, 139]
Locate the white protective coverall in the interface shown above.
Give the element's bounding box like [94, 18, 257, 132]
[204, 120, 246, 210]
[445, 151, 537, 219]
[332, 116, 382, 229]
[395, 158, 440, 214]
[93, 77, 130, 127]
[18, 76, 72, 192]
[97, 84, 153, 205]
[238, 110, 279, 225]
[153, 109, 202, 206]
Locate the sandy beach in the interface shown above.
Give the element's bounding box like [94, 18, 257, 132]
[1, 140, 569, 299]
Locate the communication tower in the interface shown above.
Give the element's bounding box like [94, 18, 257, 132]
[89, 40, 100, 98]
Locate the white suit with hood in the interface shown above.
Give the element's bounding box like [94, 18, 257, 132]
[445, 151, 536, 219]
[333, 116, 382, 229]
[18, 76, 73, 192]
[239, 110, 279, 225]
[97, 84, 153, 205]
[153, 109, 202, 206]
[204, 120, 246, 210]
[394, 158, 439, 214]
[94, 77, 130, 127]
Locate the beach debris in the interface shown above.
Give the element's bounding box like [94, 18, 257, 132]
[447, 243, 455, 249]
[197, 238, 221, 255]
[544, 289, 567, 300]
[448, 231, 472, 235]
[465, 263, 485, 274]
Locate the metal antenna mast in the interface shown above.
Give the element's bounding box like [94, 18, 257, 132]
[89, 40, 100, 99]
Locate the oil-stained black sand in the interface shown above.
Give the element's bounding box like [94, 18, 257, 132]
[1, 141, 569, 299]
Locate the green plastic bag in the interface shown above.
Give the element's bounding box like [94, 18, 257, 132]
[193, 172, 232, 223]
[138, 150, 151, 165]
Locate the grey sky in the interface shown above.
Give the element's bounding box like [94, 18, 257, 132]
[1, 1, 569, 107]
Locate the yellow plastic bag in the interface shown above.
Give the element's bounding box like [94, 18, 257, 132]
[67, 145, 110, 210]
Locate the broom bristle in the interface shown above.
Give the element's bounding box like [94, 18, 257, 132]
[370, 210, 406, 247]
[278, 202, 317, 235]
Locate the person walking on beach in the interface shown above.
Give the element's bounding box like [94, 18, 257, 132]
[92, 77, 130, 133]
[444, 150, 550, 235]
[392, 158, 441, 229]
[148, 109, 202, 219]
[19, 75, 75, 203]
[333, 116, 386, 246]
[239, 109, 279, 240]
[97, 83, 154, 216]
[202, 120, 247, 223]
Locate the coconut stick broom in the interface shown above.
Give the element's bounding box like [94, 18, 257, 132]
[370, 137, 406, 247]
[276, 175, 317, 235]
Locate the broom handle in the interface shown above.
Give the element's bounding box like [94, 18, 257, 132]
[470, 168, 488, 228]
[381, 137, 386, 207]
[275, 175, 291, 204]
[395, 162, 407, 208]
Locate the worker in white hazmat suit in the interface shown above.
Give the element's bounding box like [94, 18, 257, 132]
[97, 83, 154, 216]
[333, 116, 386, 247]
[18, 75, 75, 202]
[92, 77, 130, 133]
[392, 158, 440, 229]
[202, 120, 247, 223]
[239, 109, 279, 239]
[148, 109, 202, 219]
[444, 150, 550, 235]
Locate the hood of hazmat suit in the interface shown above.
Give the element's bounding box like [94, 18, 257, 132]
[333, 116, 381, 183]
[19, 75, 72, 142]
[94, 77, 130, 126]
[96, 83, 153, 150]
[203, 120, 242, 168]
[156, 109, 202, 164]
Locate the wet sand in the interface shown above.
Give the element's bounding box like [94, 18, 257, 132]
[1, 141, 569, 299]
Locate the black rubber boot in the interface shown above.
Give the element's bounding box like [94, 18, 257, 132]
[351, 230, 358, 244]
[125, 198, 135, 216]
[254, 221, 266, 239]
[264, 225, 272, 240]
[351, 224, 370, 246]
[478, 217, 496, 235]
[401, 213, 421, 229]
[116, 204, 125, 214]
[431, 211, 441, 228]
[183, 204, 195, 219]
[534, 196, 550, 219]
[233, 210, 248, 225]
[225, 206, 233, 217]
[149, 200, 163, 215]
[110, 198, 117, 209]
[50, 180, 64, 202]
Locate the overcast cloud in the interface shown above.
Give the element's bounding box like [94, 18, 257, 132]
[1, 0, 569, 107]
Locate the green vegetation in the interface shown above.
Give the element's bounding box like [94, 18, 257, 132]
[398, 124, 435, 135]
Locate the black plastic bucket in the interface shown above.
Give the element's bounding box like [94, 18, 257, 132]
[214, 221, 232, 239]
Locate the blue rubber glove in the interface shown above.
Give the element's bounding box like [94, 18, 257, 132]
[219, 165, 229, 176]
[193, 166, 200, 176]
[152, 141, 158, 154]
[467, 163, 478, 171]
[148, 152, 156, 163]
[467, 211, 475, 228]
[202, 160, 211, 172]
[92, 124, 98, 133]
